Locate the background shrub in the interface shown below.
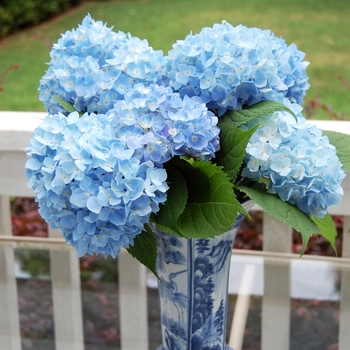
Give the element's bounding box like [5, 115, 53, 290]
[0, 0, 83, 38]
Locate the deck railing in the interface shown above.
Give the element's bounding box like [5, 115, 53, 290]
[0, 111, 349, 350]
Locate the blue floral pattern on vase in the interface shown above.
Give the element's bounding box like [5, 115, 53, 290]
[153, 201, 253, 350]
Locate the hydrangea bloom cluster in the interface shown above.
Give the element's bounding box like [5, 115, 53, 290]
[241, 109, 345, 218]
[108, 83, 220, 163]
[25, 111, 169, 257]
[25, 84, 220, 256]
[166, 22, 310, 115]
[39, 14, 167, 115]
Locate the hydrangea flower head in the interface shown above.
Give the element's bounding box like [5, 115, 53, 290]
[241, 108, 345, 218]
[25, 84, 219, 257]
[39, 14, 167, 115]
[166, 21, 310, 115]
[25, 111, 169, 257]
[107, 83, 220, 163]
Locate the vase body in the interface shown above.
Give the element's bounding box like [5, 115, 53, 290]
[154, 202, 252, 350]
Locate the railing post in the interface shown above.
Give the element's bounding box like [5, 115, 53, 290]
[49, 227, 84, 350]
[339, 215, 350, 350]
[262, 213, 292, 350]
[229, 264, 256, 350]
[118, 251, 149, 350]
[0, 196, 21, 349]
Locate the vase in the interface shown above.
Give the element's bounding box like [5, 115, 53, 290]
[153, 201, 253, 350]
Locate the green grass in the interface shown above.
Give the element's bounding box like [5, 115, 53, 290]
[0, 0, 349, 118]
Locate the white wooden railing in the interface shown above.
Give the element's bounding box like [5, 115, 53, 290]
[0, 111, 349, 350]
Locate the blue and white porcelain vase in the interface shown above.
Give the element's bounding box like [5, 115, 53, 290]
[154, 201, 253, 350]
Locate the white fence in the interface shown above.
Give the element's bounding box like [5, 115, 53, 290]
[0, 111, 349, 350]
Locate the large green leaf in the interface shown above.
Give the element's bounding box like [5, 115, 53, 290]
[216, 122, 259, 184]
[174, 160, 246, 238]
[220, 100, 296, 127]
[238, 186, 320, 250]
[151, 168, 188, 236]
[312, 214, 338, 254]
[323, 130, 350, 172]
[126, 224, 158, 277]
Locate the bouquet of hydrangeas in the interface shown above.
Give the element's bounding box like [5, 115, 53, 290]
[25, 15, 350, 274]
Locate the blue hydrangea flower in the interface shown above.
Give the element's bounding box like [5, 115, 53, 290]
[241, 107, 345, 218]
[107, 83, 220, 162]
[166, 21, 310, 115]
[39, 14, 167, 115]
[25, 111, 169, 257]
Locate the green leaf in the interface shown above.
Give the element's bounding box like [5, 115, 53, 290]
[216, 122, 259, 184]
[174, 160, 247, 238]
[312, 214, 338, 254]
[53, 96, 78, 114]
[221, 100, 296, 127]
[126, 224, 158, 277]
[322, 130, 350, 172]
[151, 168, 188, 236]
[237, 186, 320, 250]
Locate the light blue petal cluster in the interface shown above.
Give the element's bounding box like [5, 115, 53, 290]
[39, 14, 167, 115]
[25, 111, 169, 257]
[107, 83, 220, 162]
[241, 108, 345, 218]
[166, 21, 310, 115]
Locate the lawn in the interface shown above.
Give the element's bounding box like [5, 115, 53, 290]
[0, 0, 349, 118]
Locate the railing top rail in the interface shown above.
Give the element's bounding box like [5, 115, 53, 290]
[0, 111, 46, 151]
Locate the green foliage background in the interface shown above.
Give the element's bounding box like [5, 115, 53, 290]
[0, 0, 83, 38]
